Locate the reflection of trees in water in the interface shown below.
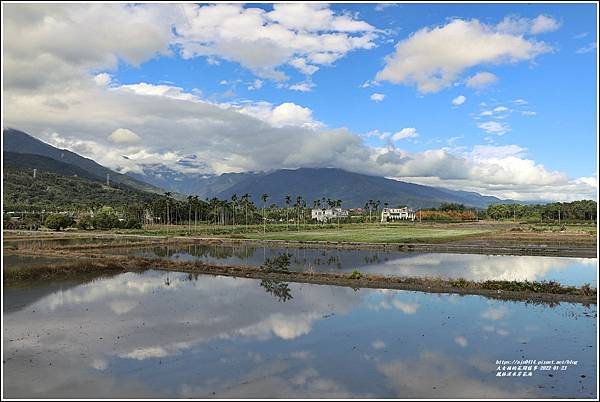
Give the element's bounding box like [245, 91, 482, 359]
[144, 244, 259, 260]
[259, 279, 293, 302]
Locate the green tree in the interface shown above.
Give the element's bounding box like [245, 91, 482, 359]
[261, 193, 269, 233]
[45, 214, 74, 231]
[93, 206, 119, 230]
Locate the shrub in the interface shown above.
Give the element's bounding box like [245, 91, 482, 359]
[93, 206, 119, 230]
[261, 253, 292, 272]
[76, 214, 94, 230]
[348, 270, 363, 280]
[45, 214, 74, 231]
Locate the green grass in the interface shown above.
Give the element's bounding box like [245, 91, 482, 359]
[239, 225, 490, 243]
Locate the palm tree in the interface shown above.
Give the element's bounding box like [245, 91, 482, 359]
[187, 195, 194, 234]
[192, 195, 200, 232]
[164, 192, 172, 233]
[285, 195, 291, 231]
[261, 193, 269, 233]
[231, 194, 238, 226]
[241, 193, 250, 228]
[374, 200, 381, 224]
[296, 195, 303, 231]
[365, 199, 374, 224]
[335, 199, 342, 227]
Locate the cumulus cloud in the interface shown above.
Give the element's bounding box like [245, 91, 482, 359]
[3, 4, 595, 202]
[370, 93, 386, 102]
[108, 128, 141, 144]
[452, 95, 466, 106]
[175, 3, 377, 81]
[465, 72, 498, 90]
[376, 18, 552, 93]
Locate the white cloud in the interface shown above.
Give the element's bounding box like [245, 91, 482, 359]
[175, 3, 377, 81]
[513, 98, 528, 105]
[530, 15, 561, 34]
[372, 340, 386, 349]
[108, 128, 141, 144]
[454, 336, 468, 348]
[480, 110, 493, 116]
[493, 106, 509, 113]
[247, 79, 263, 91]
[288, 81, 315, 92]
[376, 18, 552, 93]
[93, 73, 112, 87]
[3, 4, 595, 202]
[521, 111, 536, 116]
[452, 95, 466, 106]
[481, 306, 509, 321]
[465, 72, 498, 90]
[576, 42, 597, 54]
[119, 83, 201, 102]
[392, 128, 418, 141]
[235, 101, 321, 129]
[478, 121, 510, 136]
[470, 144, 526, 160]
[370, 93, 386, 102]
[360, 79, 379, 88]
[497, 15, 560, 35]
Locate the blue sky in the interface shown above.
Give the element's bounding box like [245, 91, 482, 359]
[3, 2, 598, 200]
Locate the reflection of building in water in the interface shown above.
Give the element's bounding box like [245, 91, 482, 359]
[311, 208, 349, 222]
[381, 207, 416, 222]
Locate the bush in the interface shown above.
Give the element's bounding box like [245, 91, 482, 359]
[45, 214, 74, 231]
[76, 214, 94, 230]
[348, 270, 363, 280]
[93, 206, 119, 230]
[261, 253, 292, 272]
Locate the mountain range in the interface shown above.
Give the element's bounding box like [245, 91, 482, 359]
[3, 128, 514, 209]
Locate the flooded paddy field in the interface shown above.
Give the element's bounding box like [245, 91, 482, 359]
[3, 270, 597, 398]
[102, 242, 597, 286]
[3, 238, 597, 398]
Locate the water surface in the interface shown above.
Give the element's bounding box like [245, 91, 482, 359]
[3, 271, 597, 398]
[105, 243, 597, 286]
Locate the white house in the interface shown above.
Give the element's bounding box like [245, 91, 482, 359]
[311, 208, 349, 222]
[381, 207, 416, 222]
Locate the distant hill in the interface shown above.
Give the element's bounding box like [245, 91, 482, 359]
[212, 167, 510, 209]
[3, 164, 161, 210]
[3, 128, 164, 195]
[3, 128, 514, 210]
[127, 165, 260, 199]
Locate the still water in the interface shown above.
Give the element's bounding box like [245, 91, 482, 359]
[3, 270, 597, 398]
[106, 243, 597, 286]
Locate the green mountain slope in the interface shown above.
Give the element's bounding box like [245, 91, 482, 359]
[3, 161, 161, 211]
[3, 128, 163, 195]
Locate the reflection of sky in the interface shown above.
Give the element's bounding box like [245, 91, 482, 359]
[109, 244, 597, 286]
[3, 272, 597, 399]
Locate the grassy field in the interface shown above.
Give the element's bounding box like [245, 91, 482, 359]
[4, 220, 596, 245]
[239, 225, 490, 243]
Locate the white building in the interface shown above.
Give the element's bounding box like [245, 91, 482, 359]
[381, 207, 416, 222]
[311, 208, 349, 223]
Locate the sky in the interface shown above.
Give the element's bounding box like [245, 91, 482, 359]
[2, 2, 598, 201]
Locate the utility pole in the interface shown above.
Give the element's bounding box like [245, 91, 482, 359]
[558, 209, 561, 225]
[33, 168, 37, 179]
[106, 173, 110, 186]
